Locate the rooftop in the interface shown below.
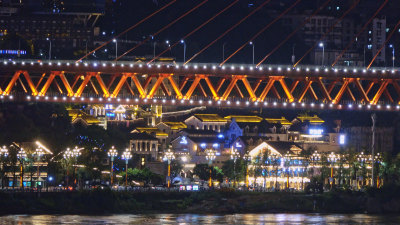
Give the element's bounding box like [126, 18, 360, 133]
[162, 122, 187, 130]
[193, 114, 227, 122]
[68, 109, 100, 125]
[296, 115, 325, 124]
[225, 115, 263, 123]
[133, 127, 168, 136]
[265, 117, 292, 125]
[129, 132, 158, 141]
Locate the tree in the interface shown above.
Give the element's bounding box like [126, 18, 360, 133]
[300, 148, 312, 190]
[169, 160, 183, 182]
[193, 164, 224, 184]
[222, 159, 246, 187]
[119, 168, 163, 186]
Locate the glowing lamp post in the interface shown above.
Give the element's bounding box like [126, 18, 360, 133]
[17, 148, 27, 189]
[163, 149, 175, 188]
[71, 147, 81, 187]
[121, 149, 132, 187]
[34, 147, 44, 188]
[63, 147, 76, 189]
[108, 146, 118, 186]
[0, 146, 9, 189]
[357, 152, 368, 188]
[205, 149, 216, 188]
[327, 152, 339, 189]
[231, 148, 240, 188]
[243, 153, 252, 189]
[311, 151, 321, 176]
[283, 152, 291, 189]
[374, 153, 382, 188]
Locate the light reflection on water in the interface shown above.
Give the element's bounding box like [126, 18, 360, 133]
[0, 214, 399, 225]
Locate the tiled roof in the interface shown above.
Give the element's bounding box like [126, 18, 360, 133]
[134, 127, 168, 136]
[129, 132, 158, 141]
[265, 141, 303, 155]
[265, 117, 292, 125]
[225, 115, 263, 123]
[181, 129, 218, 137]
[188, 136, 225, 144]
[68, 109, 100, 125]
[163, 122, 187, 130]
[296, 115, 324, 124]
[194, 114, 227, 122]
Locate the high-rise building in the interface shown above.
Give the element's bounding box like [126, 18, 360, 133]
[0, 0, 105, 59]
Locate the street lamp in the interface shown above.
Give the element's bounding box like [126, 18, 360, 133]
[113, 39, 118, 60]
[327, 152, 339, 189]
[163, 149, 175, 188]
[108, 146, 118, 186]
[205, 149, 216, 188]
[389, 44, 395, 68]
[181, 40, 187, 63]
[357, 152, 368, 189]
[46, 38, 52, 60]
[319, 42, 325, 66]
[373, 153, 382, 188]
[283, 152, 291, 189]
[63, 148, 73, 189]
[71, 147, 81, 187]
[34, 147, 44, 189]
[0, 146, 9, 189]
[249, 41, 255, 64]
[243, 153, 252, 189]
[17, 148, 27, 189]
[121, 149, 132, 188]
[230, 148, 240, 188]
[63, 147, 81, 189]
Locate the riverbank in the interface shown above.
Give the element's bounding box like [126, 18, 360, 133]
[1, 186, 399, 215]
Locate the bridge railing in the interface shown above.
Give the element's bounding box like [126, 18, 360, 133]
[2, 58, 398, 71]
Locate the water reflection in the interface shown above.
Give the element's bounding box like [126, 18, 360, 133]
[0, 213, 399, 225]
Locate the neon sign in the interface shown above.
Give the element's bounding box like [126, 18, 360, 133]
[180, 136, 188, 144]
[309, 129, 323, 135]
[339, 134, 345, 145]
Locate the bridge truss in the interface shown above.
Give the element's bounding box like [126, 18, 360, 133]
[1, 60, 400, 111]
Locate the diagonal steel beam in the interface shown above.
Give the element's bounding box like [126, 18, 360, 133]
[184, 76, 201, 99]
[332, 78, 350, 104]
[167, 75, 183, 99]
[204, 76, 219, 100]
[354, 78, 370, 103]
[234, 83, 244, 98]
[95, 73, 110, 97]
[258, 78, 275, 101]
[279, 78, 294, 102]
[371, 80, 389, 105]
[317, 77, 332, 102]
[298, 79, 312, 103]
[241, 77, 256, 101]
[221, 77, 238, 100]
[346, 86, 355, 102]
[384, 89, 393, 103]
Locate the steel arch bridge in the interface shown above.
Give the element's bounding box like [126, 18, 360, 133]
[1, 59, 400, 111]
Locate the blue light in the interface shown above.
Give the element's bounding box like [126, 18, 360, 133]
[180, 136, 188, 144]
[339, 134, 345, 145]
[48, 176, 53, 181]
[200, 143, 206, 148]
[217, 134, 224, 139]
[213, 143, 219, 148]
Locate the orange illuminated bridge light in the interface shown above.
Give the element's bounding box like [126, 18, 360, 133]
[0, 59, 400, 112]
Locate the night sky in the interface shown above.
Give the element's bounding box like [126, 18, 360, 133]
[96, 0, 400, 63]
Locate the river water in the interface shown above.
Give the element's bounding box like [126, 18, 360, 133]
[0, 214, 399, 224]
